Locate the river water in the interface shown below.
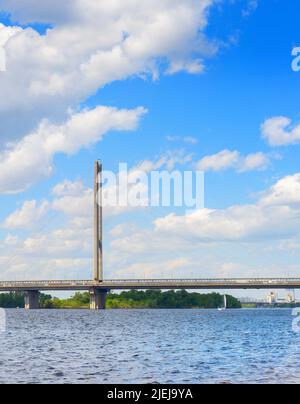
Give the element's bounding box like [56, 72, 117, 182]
[0, 309, 299, 384]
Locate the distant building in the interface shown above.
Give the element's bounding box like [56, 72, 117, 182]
[267, 292, 277, 304]
[287, 293, 295, 304]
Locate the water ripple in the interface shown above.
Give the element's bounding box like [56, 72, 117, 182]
[0, 309, 298, 384]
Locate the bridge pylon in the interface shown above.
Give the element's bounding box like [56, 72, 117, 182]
[24, 291, 39, 310]
[93, 161, 103, 283]
[90, 288, 108, 310]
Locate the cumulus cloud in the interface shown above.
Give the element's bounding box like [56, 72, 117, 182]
[52, 181, 93, 218]
[197, 149, 270, 172]
[260, 173, 300, 207]
[239, 152, 270, 172]
[150, 172, 300, 244]
[110, 172, 300, 259]
[154, 204, 299, 242]
[261, 116, 300, 146]
[0, 106, 146, 194]
[2, 200, 49, 229]
[0, 186, 93, 280]
[51, 151, 193, 219]
[0, 224, 92, 280]
[0, 0, 217, 143]
[197, 150, 239, 171]
[0, 23, 21, 47]
[3, 169, 300, 280]
[0, 0, 75, 25]
[153, 172, 300, 242]
[0, 0, 220, 200]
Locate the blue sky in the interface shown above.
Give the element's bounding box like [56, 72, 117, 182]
[9, 0, 298, 206]
[1, 0, 300, 295]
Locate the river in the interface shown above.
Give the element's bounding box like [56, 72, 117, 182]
[0, 309, 299, 384]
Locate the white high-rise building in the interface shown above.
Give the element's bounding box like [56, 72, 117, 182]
[267, 292, 277, 304]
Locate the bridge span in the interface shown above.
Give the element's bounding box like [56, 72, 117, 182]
[1, 278, 300, 310]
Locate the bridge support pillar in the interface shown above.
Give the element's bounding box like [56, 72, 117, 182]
[24, 291, 39, 310]
[90, 289, 108, 310]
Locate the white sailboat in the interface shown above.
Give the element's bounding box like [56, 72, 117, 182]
[218, 294, 227, 311]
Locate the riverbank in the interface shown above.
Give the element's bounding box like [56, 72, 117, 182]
[0, 290, 241, 309]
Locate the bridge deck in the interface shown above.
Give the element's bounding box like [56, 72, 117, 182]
[0, 278, 300, 292]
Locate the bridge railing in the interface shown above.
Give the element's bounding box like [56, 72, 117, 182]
[0, 278, 300, 288]
[103, 278, 300, 284]
[0, 280, 94, 287]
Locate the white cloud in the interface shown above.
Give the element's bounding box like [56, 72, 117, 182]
[260, 173, 300, 207]
[0, 106, 146, 194]
[0, 23, 22, 47]
[52, 179, 85, 197]
[0, 1, 74, 25]
[109, 223, 139, 238]
[0, 198, 92, 280]
[242, 0, 258, 17]
[52, 183, 93, 218]
[0, 0, 217, 144]
[154, 204, 300, 243]
[110, 172, 300, 259]
[239, 152, 270, 172]
[197, 150, 239, 171]
[0, 0, 219, 196]
[149, 172, 300, 244]
[2, 200, 49, 229]
[166, 59, 205, 75]
[3, 170, 300, 281]
[183, 137, 199, 145]
[51, 151, 193, 219]
[197, 149, 270, 172]
[261, 116, 300, 146]
[114, 257, 194, 278]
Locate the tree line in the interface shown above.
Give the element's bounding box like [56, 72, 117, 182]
[0, 290, 241, 309]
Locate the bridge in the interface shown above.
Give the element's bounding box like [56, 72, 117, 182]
[1, 162, 299, 310]
[1, 278, 300, 309]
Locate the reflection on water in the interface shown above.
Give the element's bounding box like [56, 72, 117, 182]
[0, 309, 299, 384]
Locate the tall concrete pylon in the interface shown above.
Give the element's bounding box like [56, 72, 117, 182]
[94, 161, 103, 282]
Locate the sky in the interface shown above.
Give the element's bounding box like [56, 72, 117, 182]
[0, 0, 300, 298]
